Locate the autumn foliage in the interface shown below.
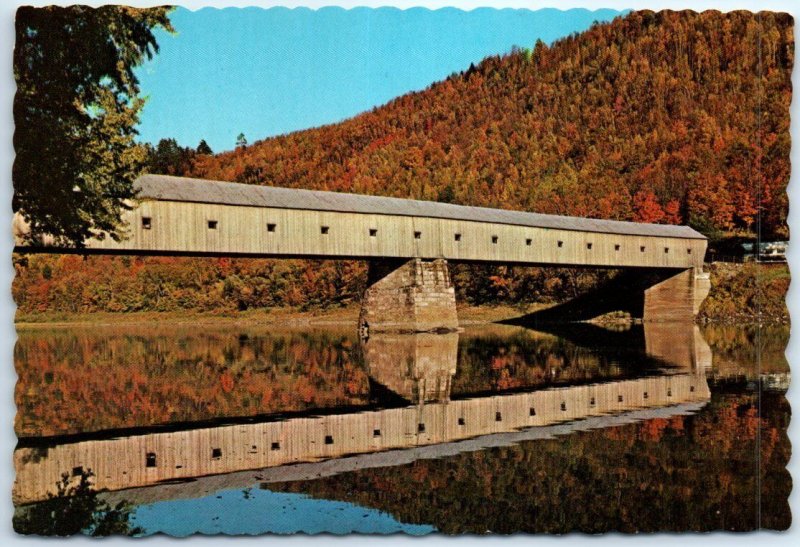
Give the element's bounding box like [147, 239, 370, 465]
[13, 254, 616, 315]
[15, 327, 370, 437]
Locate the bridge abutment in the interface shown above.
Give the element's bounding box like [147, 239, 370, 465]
[643, 268, 711, 322]
[359, 258, 459, 334]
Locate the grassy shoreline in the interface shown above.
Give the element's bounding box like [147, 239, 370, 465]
[15, 303, 541, 329]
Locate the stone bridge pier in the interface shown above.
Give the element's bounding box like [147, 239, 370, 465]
[359, 258, 459, 334]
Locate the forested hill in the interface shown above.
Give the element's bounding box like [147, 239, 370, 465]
[185, 10, 792, 239]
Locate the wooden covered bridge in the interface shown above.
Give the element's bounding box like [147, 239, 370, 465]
[14, 174, 711, 329]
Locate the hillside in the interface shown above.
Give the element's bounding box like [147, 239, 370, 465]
[15, 10, 794, 319]
[189, 10, 792, 239]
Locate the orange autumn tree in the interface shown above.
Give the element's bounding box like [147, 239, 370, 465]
[632, 189, 665, 224]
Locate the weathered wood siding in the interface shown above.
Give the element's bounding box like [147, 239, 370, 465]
[46, 199, 707, 268]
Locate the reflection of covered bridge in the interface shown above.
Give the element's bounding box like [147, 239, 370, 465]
[13, 323, 712, 505]
[14, 174, 710, 328]
[14, 373, 710, 505]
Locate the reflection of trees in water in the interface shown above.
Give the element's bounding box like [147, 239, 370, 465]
[701, 324, 789, 375]
[452, 330, 654, 395]
[15, 328, 370, 437]
[270, 391, 791, 533]
[14, 470, 141, 536]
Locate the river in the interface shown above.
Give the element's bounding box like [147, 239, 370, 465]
[12, 321, 791, 535]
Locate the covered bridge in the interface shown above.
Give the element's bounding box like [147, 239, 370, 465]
[14, 174, 710, 328]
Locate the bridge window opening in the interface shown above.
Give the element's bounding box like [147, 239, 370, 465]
[414, 231, 422, 239]
[590, 397, 595, 406]
[369, 228, 378, 237]
[618, 395, 624, 402]
[529, 407, 536, 416]
[560, 402, 567, 411]
[454, 233, 461, 242]
[690, 385, 695, 392]
[687, 248, 692, 254]
[495, 411, 503, 422]
[207, 220, 218, 230]
[640, 246, 646, 252]
[491, 235, 499, 244]
[72, 466, 84, 477]
[145, 453, 157, 468]
[557, 240, 564, 248]
[211, 448, 222, 459]
[643, 392, 649, 399]
[614, 244, 620, 251]
[271, 442, 280, 451]
[457, 417, 465, 426]
[320, 226, 329, 235]
[526, 238, 532, 246]
[324, 435, 334, 445]
[587, 242, 593, 250]
[418, 423, 426, 433]
[664, 247, 670, 253]
[267, 223, 276, 232]
[373, 429, 381, 437]
[667, 388, 672, 397]
[141, 217, 152, 230]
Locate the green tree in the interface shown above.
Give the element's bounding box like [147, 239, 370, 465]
[13, 5, 174, 247]
[236, 132, 248, 148]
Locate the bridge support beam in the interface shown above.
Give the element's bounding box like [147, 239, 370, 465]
[643, 268, 711, 322]
[359, 258, 459, 335]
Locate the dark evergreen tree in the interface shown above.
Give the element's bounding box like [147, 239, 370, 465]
[146, 138, 196, 175]
[196, 139, 213, 155]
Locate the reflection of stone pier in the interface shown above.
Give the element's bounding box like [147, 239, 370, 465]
[364, 333, 458, 403]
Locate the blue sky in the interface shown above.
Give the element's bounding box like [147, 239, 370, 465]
[134, 7, 625, 153]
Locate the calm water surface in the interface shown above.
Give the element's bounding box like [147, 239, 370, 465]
[13, 321, 791, 535]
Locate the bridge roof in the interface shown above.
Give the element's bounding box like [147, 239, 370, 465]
[136, 174, 706, 240]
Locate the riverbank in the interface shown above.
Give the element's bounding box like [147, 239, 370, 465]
[15, 303, 545, 329]
[15, 263, 787, 327]
[697, 262, 789, 325]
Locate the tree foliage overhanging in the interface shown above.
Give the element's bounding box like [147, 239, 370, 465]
[185, 10, 792, 239]
[13, 5, 173, 246]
